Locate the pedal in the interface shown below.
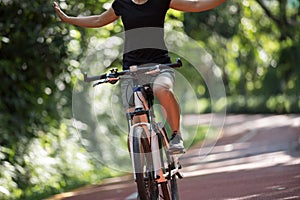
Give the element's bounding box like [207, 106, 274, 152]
[167, 148, 186, 155]
[178, 164, 182, 169]
[176, 172, 184, 179]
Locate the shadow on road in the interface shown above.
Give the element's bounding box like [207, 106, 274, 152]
[179, 164, 300, 200]
[178, 114, 300, 200]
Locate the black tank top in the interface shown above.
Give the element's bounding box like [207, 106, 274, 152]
[112, 0, 171, 69]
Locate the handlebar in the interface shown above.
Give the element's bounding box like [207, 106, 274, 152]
[83, 58, 182, 86]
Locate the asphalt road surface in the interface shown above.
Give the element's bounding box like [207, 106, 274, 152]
[47, 114, 300, 200]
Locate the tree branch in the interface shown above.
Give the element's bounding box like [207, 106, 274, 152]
[256, 0, 280, 25]
[256, 0, 300, 40]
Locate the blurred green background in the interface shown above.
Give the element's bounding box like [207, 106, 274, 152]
[0, 0, 299, 199]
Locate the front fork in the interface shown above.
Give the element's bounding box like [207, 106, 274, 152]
[129, 123, 162, 179]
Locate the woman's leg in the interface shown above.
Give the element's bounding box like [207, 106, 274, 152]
[153, 75, 180, 133]
[153, 74, 185, 153]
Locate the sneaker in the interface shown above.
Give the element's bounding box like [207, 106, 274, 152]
[169, 133, 186, 154]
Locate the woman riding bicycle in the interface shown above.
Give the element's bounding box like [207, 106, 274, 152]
[54, 0, 226, 152]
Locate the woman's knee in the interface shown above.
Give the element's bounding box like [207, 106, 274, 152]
[153, 76, 173, 94]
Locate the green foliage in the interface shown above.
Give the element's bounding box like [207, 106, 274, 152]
[0, 0, 123, 199]
[184, 2, 241, 39]
[0, 0, 73, 198]
[184, 0, 300, 113]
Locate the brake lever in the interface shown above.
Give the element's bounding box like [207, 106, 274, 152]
[92, 77, 120, 87]
[107, 77, 119, 84]
[93, 80, 106, 87]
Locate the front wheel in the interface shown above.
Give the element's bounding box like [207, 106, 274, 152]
[132, 126, 158, 200]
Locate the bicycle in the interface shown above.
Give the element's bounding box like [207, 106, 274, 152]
[84, 58, 184, 200]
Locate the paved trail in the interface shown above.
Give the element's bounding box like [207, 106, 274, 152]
[48, 114, 300, 200]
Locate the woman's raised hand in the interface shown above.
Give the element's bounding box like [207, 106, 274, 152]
[52, 1, 119, 28]
[53, 2, 68, 22]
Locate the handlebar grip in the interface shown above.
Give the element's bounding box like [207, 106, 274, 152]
[159, 58, 182, 69]
[173, 58, 182, 68]
[83, 72, 107, 82]
[176, 58, 182, 67]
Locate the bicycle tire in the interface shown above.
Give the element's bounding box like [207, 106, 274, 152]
[133, 126, 158, 200]
[160, 154, 179, 200]
[170, 165, 179, 200]
[157, 125, 179, 200]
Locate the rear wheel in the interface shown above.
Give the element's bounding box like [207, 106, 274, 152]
[159, 155, 179, 200]
[157, 125, 179, 200]
[170, 164, 179, 200]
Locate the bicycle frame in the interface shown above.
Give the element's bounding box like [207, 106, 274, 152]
[127, 81, 182, 200]
[127, 81, 165, 179]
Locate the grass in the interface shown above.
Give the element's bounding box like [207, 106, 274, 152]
[183, 125, 210, 148]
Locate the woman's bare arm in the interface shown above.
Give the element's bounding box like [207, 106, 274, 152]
[170, 0, 226, 12]
[53, 2, 119, 28]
